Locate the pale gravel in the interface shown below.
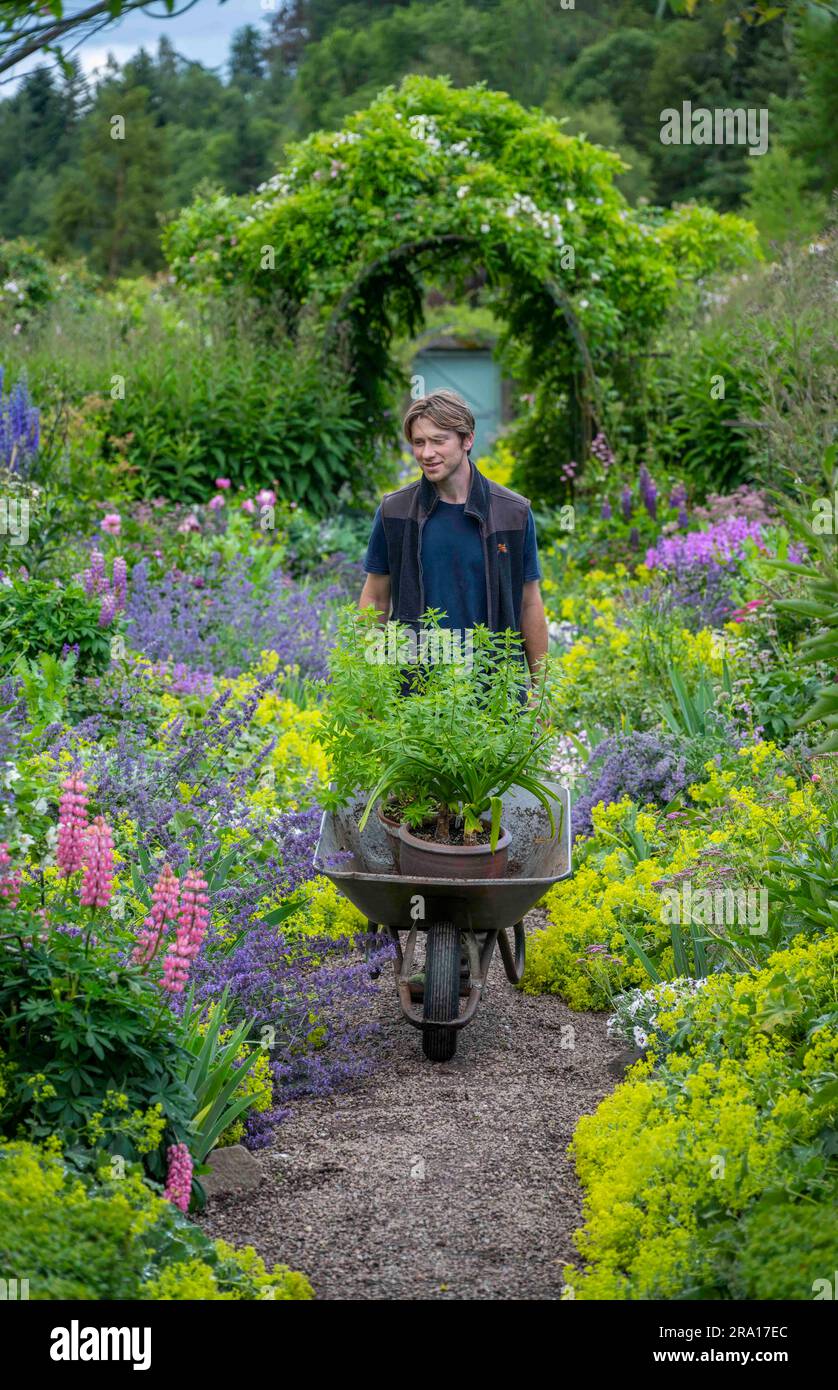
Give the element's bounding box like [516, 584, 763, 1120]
[198, 908, 624, 1301]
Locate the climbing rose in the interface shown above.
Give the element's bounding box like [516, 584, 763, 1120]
[162, 869, 210, 994]
[163, 1142, 193, 1212]
[79, 816, 115, 908]
[56, 773, 89, 876]
[133, 863, 180, 966]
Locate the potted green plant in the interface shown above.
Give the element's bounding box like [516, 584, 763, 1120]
[318, 606, 563, 880]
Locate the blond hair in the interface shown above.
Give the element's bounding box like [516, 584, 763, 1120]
[403, 389, 475, 450]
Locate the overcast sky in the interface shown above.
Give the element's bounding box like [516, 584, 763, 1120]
[6, 0, 277, 91]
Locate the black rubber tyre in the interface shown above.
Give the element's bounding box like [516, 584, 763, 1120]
[422, 921, 460, 1062]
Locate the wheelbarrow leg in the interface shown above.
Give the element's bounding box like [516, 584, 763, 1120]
[497, 919, 526, 984]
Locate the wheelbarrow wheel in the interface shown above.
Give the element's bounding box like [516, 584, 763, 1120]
[422, 921, 460, 1063]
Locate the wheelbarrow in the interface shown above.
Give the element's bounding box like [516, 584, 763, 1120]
[312, 781, 572, 1062]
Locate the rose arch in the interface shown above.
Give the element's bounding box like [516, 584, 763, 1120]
[163, 74, 759, 501]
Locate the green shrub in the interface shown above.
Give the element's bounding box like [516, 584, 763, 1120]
[0, 577, 114, 677]
[722, 1198, 838, 1301]
[0, 1140, 314, 1300]
[0, 922, 197, 1184]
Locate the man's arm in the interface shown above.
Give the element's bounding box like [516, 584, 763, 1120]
[520, 579, 548, 680]
[359, 572, 391, 623]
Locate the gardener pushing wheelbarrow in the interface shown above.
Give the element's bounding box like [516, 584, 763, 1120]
[357, 390, 550, 992]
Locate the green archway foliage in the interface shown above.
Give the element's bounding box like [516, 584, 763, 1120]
[163, 74, 760, 503]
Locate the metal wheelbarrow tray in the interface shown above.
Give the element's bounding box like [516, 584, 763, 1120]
[313, 781, 572, 1062]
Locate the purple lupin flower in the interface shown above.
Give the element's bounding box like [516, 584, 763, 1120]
[621, 486, 633, 522]
[600, 498, 612, 520]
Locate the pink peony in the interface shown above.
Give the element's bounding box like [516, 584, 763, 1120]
[255, 489, 276, 508]
[214, 478, 231, 489]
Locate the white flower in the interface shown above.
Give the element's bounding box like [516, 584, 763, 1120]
[17, 833, 34, 851]
[33, 796, 48, 814]
[565, 198, 576, 212]
[632, 1027, 648, 1049]
[3, 767, 21, 787]
[590, 271, 600, 283]
[45, 825, 58, 849]
[456, 185, 470, 199]
[480, 222, 490, 234]
[578, 298, 589, 309]
[4, 280, 18, 293]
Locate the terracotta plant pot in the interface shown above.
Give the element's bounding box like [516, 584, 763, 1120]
[376, 801, 402, 870]
[397, 822, 511, 880]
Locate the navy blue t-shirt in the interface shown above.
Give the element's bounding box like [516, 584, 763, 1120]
[364, 499, 541, 629]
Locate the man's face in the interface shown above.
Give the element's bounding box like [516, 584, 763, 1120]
[409, 416, 474, 484]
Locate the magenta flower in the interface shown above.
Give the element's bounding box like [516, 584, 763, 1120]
[162, 869, 210, 994]
[241, 499, 256, 515]
[255, 488, 276, 508]
[101, 513, 121, 536]
[177, 514, 201, 534]
[208, 494, 225, 511]
[0, 842, 21, 910]
[163, 1142, 193, 1212]
[133, 863, 180, 966]
[215, 478, 231, 489]
[79, 816, 115, 908]
[57, 773, 89, 876]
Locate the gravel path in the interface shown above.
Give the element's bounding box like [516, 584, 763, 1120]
[199, 910, 625, 1300]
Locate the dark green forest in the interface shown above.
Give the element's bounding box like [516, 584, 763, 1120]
[2, 0, 835, 278]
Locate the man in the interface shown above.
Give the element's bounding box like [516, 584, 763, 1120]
[359, 389, 548, 675]
[359, 389, 549, 991]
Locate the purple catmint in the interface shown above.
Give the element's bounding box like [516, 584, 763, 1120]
[572, 732, 690, 838]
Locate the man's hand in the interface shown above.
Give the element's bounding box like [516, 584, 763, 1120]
[521, 580, 548, 678]
[358, 572, 391, 622]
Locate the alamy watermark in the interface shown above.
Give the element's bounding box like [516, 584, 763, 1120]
[0, 497, 29, 546]
[365, 626, 474, 670]
[660, 102, 768, 157]
[660, 883, 768, 936]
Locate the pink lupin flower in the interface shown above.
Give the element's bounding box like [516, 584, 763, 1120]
[99, 590, 118, 626]
[79, 816, 115, 909]
[82, 549, 107, 596]
[240, 498, 256, 515]
[133, 863, 180, 966]
[208, 494, 225, 511]
[0, 842, 21, 911]
[163, 1142, 193, 1212]
[112, 555, 128, 611]
[255, 488, 276, 508]
[56, 773, 89, 876]
[161, 869, 210, 994]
